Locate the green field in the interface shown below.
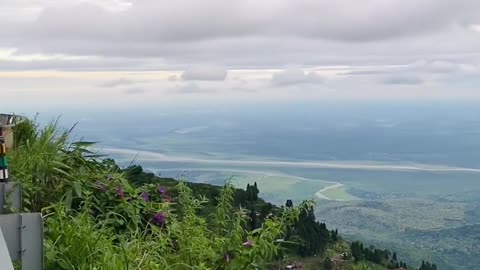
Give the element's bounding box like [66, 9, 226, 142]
[161, 169, 335, 205]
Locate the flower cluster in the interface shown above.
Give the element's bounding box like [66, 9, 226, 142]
[140, 191, 149, 202]
[157, 186, 167, 195]
[115, 186, 125, 198]
[153, 212, 167, 226]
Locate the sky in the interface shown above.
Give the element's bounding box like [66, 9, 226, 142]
[1, 0, 480, 110]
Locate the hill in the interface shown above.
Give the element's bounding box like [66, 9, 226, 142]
[5, 117, 435, 269]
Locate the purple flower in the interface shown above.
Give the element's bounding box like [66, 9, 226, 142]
[152, 212, 167, 226]
[115, 186, 125, 198]
[157, 186, 167, 195]
[140, 192, 149, 202]
[242, 240, 254, 248]
[96, 181, 107, 192]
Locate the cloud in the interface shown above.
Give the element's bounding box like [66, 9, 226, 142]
[341, 60, 480, 86]
[426, 60, 459, 73]
[99, 78, 136, 87]
[123, 88, 148, 95]
[182, 66, 227, 81]
[2, 1, 480, 60]
[2, 0, 480, 102]
[382, 75, 423, 85]
[271, 69, 324, 86]
[173, 83, 215, 94]
[8, 1, 480, 43]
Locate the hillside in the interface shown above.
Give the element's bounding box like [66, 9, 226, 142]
[125, 165, 418, 270]
[316, 199, 479, 270]
[406, 224, 480, 269]
[4, 118, 435, 269]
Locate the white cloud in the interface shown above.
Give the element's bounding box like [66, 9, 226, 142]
[469, 24, 480, 32]
[123, 87, 148, 95]
[271, 69, 324, 86]
[99, 78, 136, 88]
[382, 75, 424, 85]
[0, 48, 91, 62]
[171, 83, 215, 94]
[182, 66, 227, 81]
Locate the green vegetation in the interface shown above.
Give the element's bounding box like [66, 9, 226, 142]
[419, 261, 438, 270]
[163, 169, 333, 205]
[6, 118, 435, 269]
[351, 242, 408, 269]
[10, 119, 302, 269]
[316, 198, 479, 269]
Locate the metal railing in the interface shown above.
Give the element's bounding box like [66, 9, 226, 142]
[0, 114, 43, 270]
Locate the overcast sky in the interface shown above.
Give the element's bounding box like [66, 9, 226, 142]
[1, 0, 480, 109]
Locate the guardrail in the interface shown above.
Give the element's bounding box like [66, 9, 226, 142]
[0, 114, 43, 270]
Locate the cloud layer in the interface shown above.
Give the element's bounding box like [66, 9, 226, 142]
[1, 0, 480, 104]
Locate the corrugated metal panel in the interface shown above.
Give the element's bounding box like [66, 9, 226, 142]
[0, 183, 21, 214]
[21, 213, 43, 270]
[0, 214, 21, 261]
[0, 227, 15, 270]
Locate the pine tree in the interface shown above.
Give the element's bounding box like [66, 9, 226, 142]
[384, 250, 390, 260]
[392, 252, 397, 261]
[350, 241, 364, 262]
[285, 199, 293, 208]
[253, 182, 259, 201]
[331, 229, 338, 242]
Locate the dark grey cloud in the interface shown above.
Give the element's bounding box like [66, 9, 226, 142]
[1, 1, 480, 60]
[10, 1, 480, 43]
[1, 0, 480, 79]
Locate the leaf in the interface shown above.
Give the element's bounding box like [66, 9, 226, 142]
[118, 177, 134, 192]
[73, 182, 83, 197]
[71, 141, 97, 147]
[65, 190, 73, 211]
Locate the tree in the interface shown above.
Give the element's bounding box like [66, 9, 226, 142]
[287, 201, 331, 256]
[253, 182, 259, 201]
[331, 229, 338, 242]
[351, 241, 364, 262]
[384, 249, 390, 260]
[392, 252, 397, 261]
[419, 261, 438, 270]
[286, 199, 293, 208]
